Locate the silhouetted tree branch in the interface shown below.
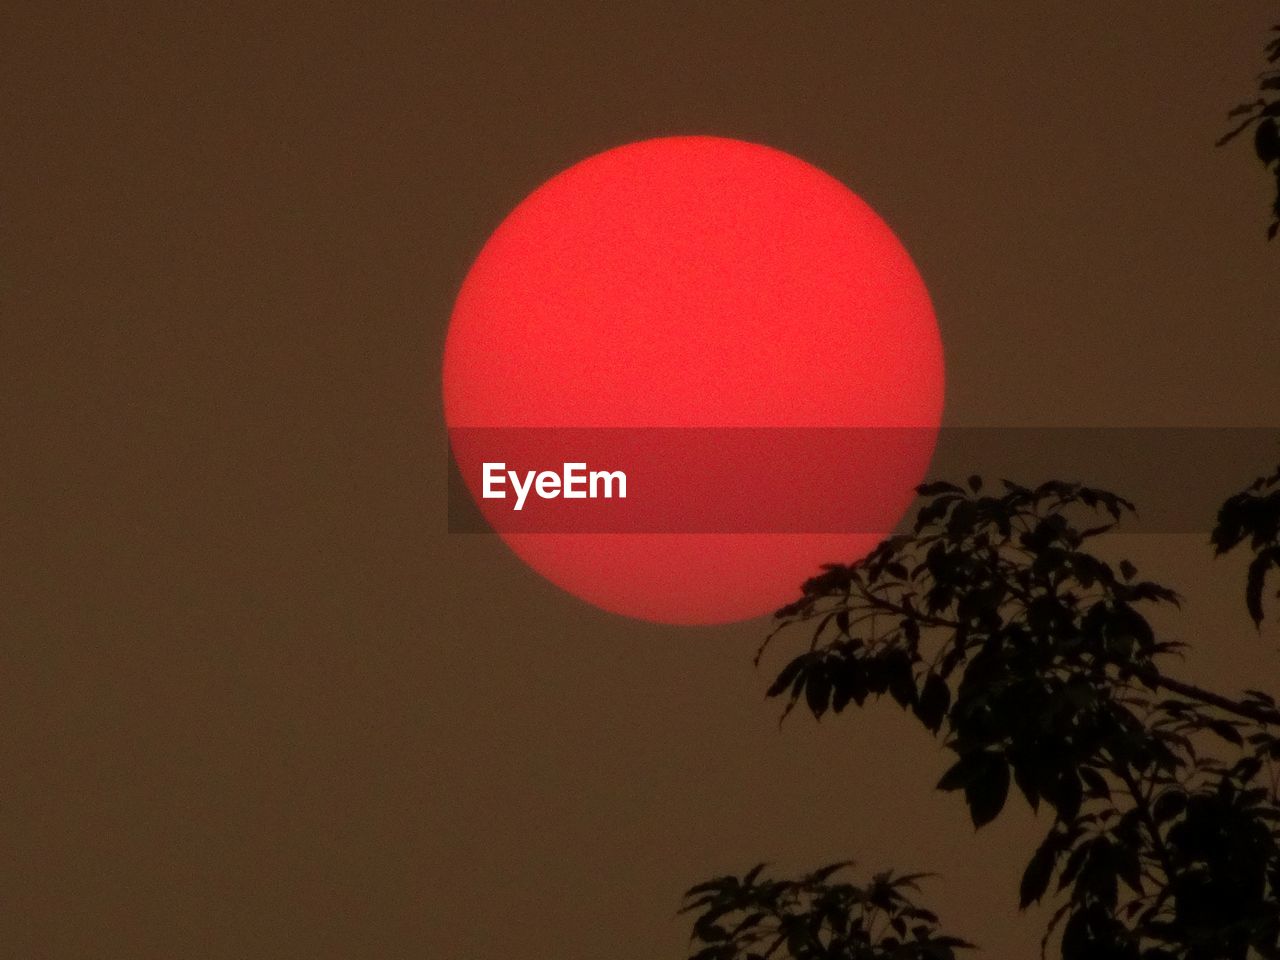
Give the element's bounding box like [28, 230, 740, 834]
[1213, 463, 1280, 627]
[682, 18, 1280, 960]
[681, 863, 974, 960]
[686, 472, 1280, 960]
[1219, 25, 1280, 238]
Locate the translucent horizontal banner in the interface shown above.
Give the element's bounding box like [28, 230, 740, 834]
[446, 427, 1279, 534]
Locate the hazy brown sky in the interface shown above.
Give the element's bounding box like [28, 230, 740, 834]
[5, 3, 1280, 958]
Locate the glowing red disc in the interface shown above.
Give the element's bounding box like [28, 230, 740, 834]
[443, 136, 944, 624]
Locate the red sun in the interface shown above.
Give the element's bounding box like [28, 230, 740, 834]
[443, 136, 944, 625]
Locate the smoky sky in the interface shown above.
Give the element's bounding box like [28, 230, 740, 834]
[4, 3, 1280, 958]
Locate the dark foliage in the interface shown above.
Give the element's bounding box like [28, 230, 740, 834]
[1219, 26, 1280, 237]
[683, 22, 1280, 960]
[684, 474, 1280, 960]
[1213, 463, 1280, 627]
[681, 863, 973, 960]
